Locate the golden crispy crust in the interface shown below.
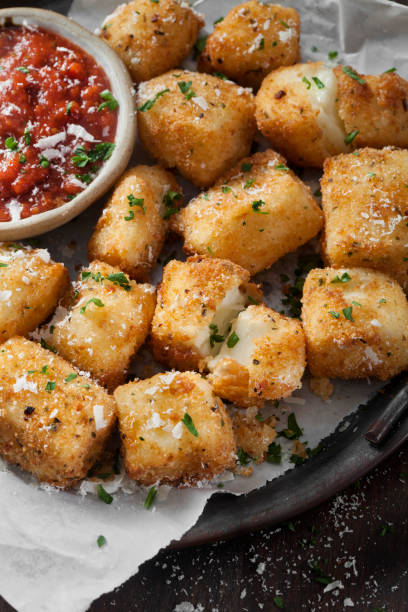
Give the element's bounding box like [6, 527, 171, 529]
[321, 147, 408, 291]
[0, 337, 116, 488]
[48, 261, 156, 391]
[301, 267, 408, 380]
[100, 0, 204, 83]
[171, 149, 323, 274]
[88, 165, 182, 281]
[0, 243, 69, 343]
[198, 1, 300, 89]
[209, 304, 306, 406]
[137, 70, 256, 187]
[114, 371, 236, 486]
[151, 255, 262, 370]
[231, 406, 277, 463]
[335, 66, 408, 148]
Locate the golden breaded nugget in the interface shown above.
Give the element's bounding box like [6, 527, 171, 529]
[335, 66, 408, 149]
[114, 371, 236, 485]
[151, 256, 262, 370]
[171, 150, 323, 274]
[100, 0, 204, 83]
[198, 1, 300, 89]
[0, 337, 116, 488]
[255, 62, 350, 167]
[321, 147, 408, 291]
[137, 70, 256, 186]
[44, 261, 156, 390]
[0, 242, 69, 344]
[231, 406, 277, 464]
[88, 165, 182, 281]
[208, 304, 306, 407]
[301, 267, 408, 380]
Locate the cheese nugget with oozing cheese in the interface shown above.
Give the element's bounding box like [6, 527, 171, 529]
[44, 261, 156, 390]
[0, 337, 116, 488]
[171, 150, 323, 274]
[321, 147, 408, 291]
[88, 165, 182, 281]
[137, 70, 256, 187]
[151, 256, 262, 371]
[335, 66, 408, 149]
[256, 63, 408, 167]
[114, 371, 236, 486]
[0, 242, 69, 343]
[208, 305, 306, 407]
[100, 0, 204, 83]
[301, 267, 408, 380]
[198, 1, 300, 89]
[255, 62, 350, 167]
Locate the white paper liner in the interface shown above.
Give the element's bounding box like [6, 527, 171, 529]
[1, 0, 407, 610]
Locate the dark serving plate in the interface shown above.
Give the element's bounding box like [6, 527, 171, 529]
[5, 0, 408, 551]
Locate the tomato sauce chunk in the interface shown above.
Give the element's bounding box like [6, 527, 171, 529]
[0, 25, 118, 222]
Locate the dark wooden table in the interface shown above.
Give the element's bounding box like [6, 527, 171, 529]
[2, 443, 405, 612]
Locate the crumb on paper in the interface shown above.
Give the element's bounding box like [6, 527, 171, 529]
[309, 376, 334, 400]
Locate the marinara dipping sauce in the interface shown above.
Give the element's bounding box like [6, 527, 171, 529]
[0, 25, 119, 222]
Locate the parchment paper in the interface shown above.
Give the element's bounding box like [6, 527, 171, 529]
[1, 0, 408, 610]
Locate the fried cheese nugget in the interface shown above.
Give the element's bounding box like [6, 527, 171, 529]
[44, 261, 156, 390]
[321, 147, 408, 291]
[0, 337, 116, 488]
[255, 61, 350, 167]
[198, 1, 300, 89]
[114, 371, 236, 485]
[207, 304, 306, 407]
[137, 70, 256, 187]
[151, 256, 262, 370]
[301, 267, 408, 380]
[171, 150, 323, 274]
[0, 242, 69, 344]
[88, 165, 182, 281]
[100, 0, 204, 83]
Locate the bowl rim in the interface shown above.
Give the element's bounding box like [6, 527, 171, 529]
[0, 6, 137, 240]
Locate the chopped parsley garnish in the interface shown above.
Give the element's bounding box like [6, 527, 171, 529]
[162, 190, 182, 219]
[352, 300, 361, 307]
[127, 194, 145, 215]
[309, 560, 334, 585]
[81, 270, 103, 283]
[80, 297, 104, 314]
[342, 306, 354, 321]
[331, 272, 351, 283]
[258, 37, 265, 50]
[328, 50, 338, 60]
[97, 89, 119, 112]
[0, 263, 8, 267]
[278, 412, 303, 440]
[40, 338, 57, 353]
[226, 331, 239, 348]
[64, 373, 78, 383]
[314, 187, 322, 197]
[75, 173, 93, 184]
[5, 136, 18, 150]
[312, 76, 325, 89]
[107, 272, 131, 290]
[138, 88, 169, 111]
[45, 381, 56, 393]
[17, 66, 30, 74]
[252, 199, 268, 214]
[194, 35, 208, 58]
[241, 162, 252, 172]
[144, 486, 157, 509]
[379, 298, 387, 304]
[209, 323, 225, 348]
[273, 596, 284, 609]
[328, 310, 340, 319]
[244, 178, 255, 189]
[342, 65, 366, 85]
[383, 67, 396, 73]
[66, 101, 73, 115]
[221, 185, 231, 193]
[39, 156, 50, 168]
[237, 448, 252, 466]
[181, 413, 199, 437]
[24, 127, 32, 146]
[345, 130, 359, 145]
[97, 484, 113, 504]
[213, 71, 228, 80]
[280, 19, 289, 28]
[266, 442, 282, 464]
[19, 154, 26, 164]
[302, 76, 311, 89]
[282, 253, 322, 318]
[275, 163, 289, 172]
[72, 142, 115, 167]
[178, 80, 196, 100]
[214, 16, 224, 25]
[97, 535, 107, 548]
